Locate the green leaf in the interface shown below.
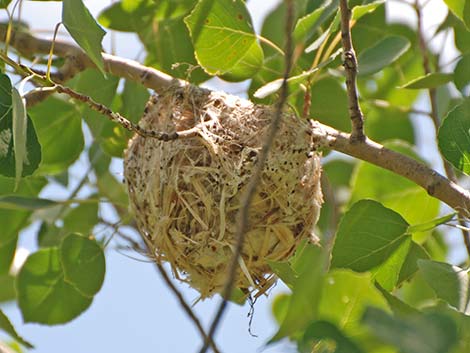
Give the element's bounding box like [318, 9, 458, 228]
[0, 274, 15, 303]
[362, 307, 458, 353]
[68, 69, 119, 138]
[0, 238, 16, 275]
[400, 73, 454, 89]
[358, 36, 410, 76]
[0, 309, 33, 348]
[310, 77, 351, 132]
[11, 88, 27, 189]
[398, 241, 430, 283]
[331, 200, 409, 272]
[319, 270, 388, 340]
[0, 0, 12, 9]
[375, 282, 419, 316]
[454, 54, 470, 93]
[28, 97, 84, 175]
[253, 49, 341, 98]
[350, 141, 440, 242]
[101, 80, 149, 157]
[62, 0, 105, 73]
[0, 176, 46, 273]
[302, 321, 364, 353]
[98, 0, 156, 32]
[438, 99, 470, 175]
[0, 74, 42, 178]
[16, 248, 93, 325]
[293, 0, 339, 42]
[60, 234, 105, 297]
[267, 260, 296, 289]
[270, 244, 325, 341]
[443, 0, 470, 30]
[184, 0, 263, 81]
[63, 203, 99, 235]
[0, 195, 58, 210]
[372, 237, 411, 291]
[418, 260, 470, 314]
[408, 213, 456, 233]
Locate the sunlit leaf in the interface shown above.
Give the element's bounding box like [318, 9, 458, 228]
[408, 213, 456, 233]
[60, 234, 105, 297]
[185, 0, 263, 81]
[331, 200, 410, 272]
[442, 0, 470, 30]
[254, 49, 341, 98]
[0, 309, 33, 348]
[62, 0, 106, 73]
[17, 248, 93, 325]
[319, 270, 388, 339]
[358, 36, 410, 76]
[293, 0, 339, 42]
[438, 99, 470, 175]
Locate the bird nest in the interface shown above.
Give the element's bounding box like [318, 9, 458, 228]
[124, 84, 323, 299]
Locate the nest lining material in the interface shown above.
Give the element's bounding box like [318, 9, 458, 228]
[124, 84, 323, 298]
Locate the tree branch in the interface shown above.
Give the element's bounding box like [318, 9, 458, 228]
[339, 0, 365, 142]
[310, 121, 470, 214]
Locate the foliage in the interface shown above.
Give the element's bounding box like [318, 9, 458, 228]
[1, 0, 470, 352]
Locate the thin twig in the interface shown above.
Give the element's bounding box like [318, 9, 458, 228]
[54, 84, 198, 140]
[414, 0, 470, 256]
[198, 1, 295, 352]
[339, 0, 365, 142]
[153, 262, 222, 353]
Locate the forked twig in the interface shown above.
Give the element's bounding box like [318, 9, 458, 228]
[198, 1, 295, 352]
[339, 0, 365, 142]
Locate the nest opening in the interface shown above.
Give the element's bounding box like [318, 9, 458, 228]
[124, 85, 323, 299]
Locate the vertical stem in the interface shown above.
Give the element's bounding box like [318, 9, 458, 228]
[339, 0, 365, 142]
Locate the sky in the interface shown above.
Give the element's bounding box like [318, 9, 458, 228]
[0, 1, 461, 353]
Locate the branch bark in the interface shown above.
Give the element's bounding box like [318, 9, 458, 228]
[310, 121, 470, 215]
[339, 0, 365, 142]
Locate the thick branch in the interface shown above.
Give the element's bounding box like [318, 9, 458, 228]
[339, 0, 365, 142]
[310, 121, 470, 215]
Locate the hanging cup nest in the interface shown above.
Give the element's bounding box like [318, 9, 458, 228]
[124, 84, 323, 299]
